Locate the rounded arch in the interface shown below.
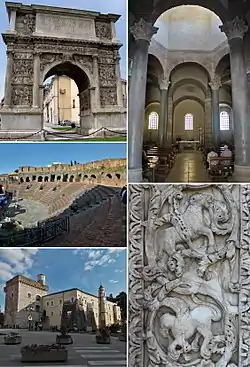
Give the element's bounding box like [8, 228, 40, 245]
[20, 177, 24, 183]
[170, 78, 207, 97]
[145, 101, 161, 109]
[69, 175, 74, 182]
[151, 1, 229, 24]
[91, 174, 97, 179]
[215, 53, 230, 77]
[42, 60, 93, 91]
[173, 95, 205, 110]
[44, 176, 49, 182]
[169, 62, 211, 82]
[148, 53, 164, 79]
[106, 174, 112, 179]
[25, 177, 30, 183]
[38, 176, 43, 182]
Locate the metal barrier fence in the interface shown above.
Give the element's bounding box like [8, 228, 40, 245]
[0, 216, 70, 246]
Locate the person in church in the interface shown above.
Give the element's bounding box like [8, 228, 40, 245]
[220, 144, 232, 166]
[207, 147, 218, 170]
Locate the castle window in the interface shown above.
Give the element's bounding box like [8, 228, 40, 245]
[148, 112, 159, 130]
[35, 305, 40, 312]
[59, 311, 62, 315]
[36, 295, 41, 301]
[59, 299, 62, 304]
[51, 300, 54, 306]
[28, 293, 31, 298]
[47, 301, 49, 306]
[71, 297, 74, 303]
[73, 99, 75, 108]
[51, 311, 53, 316]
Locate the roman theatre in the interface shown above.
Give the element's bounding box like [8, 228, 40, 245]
[0, 158, 126, 247]
[128, 0, 250, 182]
[1, 2, 126, 139]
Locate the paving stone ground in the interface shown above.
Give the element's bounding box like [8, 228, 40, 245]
[0, 330, 126, 366]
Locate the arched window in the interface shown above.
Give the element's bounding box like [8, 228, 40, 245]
[148, 112, 159, 130]
[220, 111, 230, 131]
[184, 113, 193, 130]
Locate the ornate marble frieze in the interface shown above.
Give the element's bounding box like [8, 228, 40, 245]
[16, 13, 36, 34]
[98, 64, 116, 87]
[95, 21, 112, 40]
[12, 53, 34, 85]
[129, 184, 247, 367]
[100, 87, 117, 106]
[11, 85, 33, 106]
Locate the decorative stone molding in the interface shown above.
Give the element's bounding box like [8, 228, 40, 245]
[129, 184, 246, 367]
[209, 77, 222, 90]
[220, 17, 248, 40]
[130, 18, 158, 43]
[159, 78, 170, 90]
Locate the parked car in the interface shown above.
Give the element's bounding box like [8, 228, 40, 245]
[60, 120, 72, 126]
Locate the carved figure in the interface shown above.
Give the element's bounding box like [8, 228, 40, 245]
[154, 193, 231, 265]
[159, 297, 221, 361]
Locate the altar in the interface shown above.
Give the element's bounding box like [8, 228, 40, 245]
[179, 140, 200, 151]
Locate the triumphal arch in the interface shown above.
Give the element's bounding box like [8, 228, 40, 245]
[1, 2, 126, 138]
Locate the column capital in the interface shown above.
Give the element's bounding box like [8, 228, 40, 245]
[220, 16, 248, 40]
[159, 78, 170, 91]
[209, 77, 222, 90]
[130, 18, 158, 43]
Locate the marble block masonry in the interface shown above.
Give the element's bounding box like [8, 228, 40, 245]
[1, 2, 126, 139]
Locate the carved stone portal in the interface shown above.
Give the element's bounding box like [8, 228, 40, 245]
[129, 184, 249, 367]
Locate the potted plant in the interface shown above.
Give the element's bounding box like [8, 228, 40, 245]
[56, 325, 73, 345]
[21, 344, 68, 362]
[4, 331, 22, 344]
[96, 327, 111, 344]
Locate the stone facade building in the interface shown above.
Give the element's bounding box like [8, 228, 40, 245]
[4, 274, 121, 329]
[128, 0, 250, 182]
[1, 2, 126, 138]
[43, 76, 80, 125]
[1, 158, 126, 186]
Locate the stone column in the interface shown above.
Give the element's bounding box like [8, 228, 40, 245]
[114, 50, 123, 107]
[204, 89, 213, 148]
[8, 10, 16, 32]
[220, 17, 250, 181]
[158, 79, 170, 147]
[32, 53, 40, 108]
[4, 51, 13, 107]
[128, 18, 158, 182]
[165, 97, 173, 147]
[209, 77, 221, 147]
[92, 55, 100, 109]
[110, 21, 117, 42]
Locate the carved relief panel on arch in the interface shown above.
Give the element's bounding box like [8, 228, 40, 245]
[129, 184, 243, 367]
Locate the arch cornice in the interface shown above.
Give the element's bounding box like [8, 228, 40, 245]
[167, 60, 212, 81]
[169, 78, 207, 97]
[173, 95, 205, 110]
[145, 101, 161, 109]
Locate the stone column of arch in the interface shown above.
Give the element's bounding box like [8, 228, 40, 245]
[3, 51, 13, 107]
[128, 18, 158, 183]
[165, 96, 173, 147]
[158, 79, 170, 147]
[93, 55, 100, 109]
[32, 53, 41, 108]
[8, 10, 16, 31]
[220, 17, 250, 181]
[114, 50, 124, 107]
[204, 89, 213, 148]
[209, 77, 221, 147]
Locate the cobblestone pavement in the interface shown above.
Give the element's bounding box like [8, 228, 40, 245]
[0, 330, 126, 366]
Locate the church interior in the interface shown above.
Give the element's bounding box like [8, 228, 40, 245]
[128, 0, 250, 183]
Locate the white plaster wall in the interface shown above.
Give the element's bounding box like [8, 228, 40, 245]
[173, 84, 205, 102]
[173, 99, 204, 141]
[154, 6, 226, 51]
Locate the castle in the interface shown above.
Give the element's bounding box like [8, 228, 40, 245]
[4, 274, 121, 330]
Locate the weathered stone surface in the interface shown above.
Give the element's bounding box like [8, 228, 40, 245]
[129, 184, 248, 367]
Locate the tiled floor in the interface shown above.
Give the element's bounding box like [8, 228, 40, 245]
[166, 151, 211, 183]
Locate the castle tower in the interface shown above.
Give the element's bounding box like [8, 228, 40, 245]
[98, 284, 107, 329]
[37, 274, 46, 286]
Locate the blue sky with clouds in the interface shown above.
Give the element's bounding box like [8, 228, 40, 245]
[0, 248, 127, 311]
[0, 142, 126, 173]
[0, 0, 127, 99]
